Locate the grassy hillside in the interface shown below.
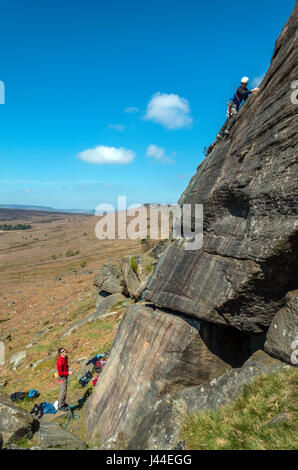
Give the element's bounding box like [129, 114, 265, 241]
[0, 208, 161, 442]
[181, 368, 298, 450]
[1, 300, 128, 443]
[0, 210, 145, 405]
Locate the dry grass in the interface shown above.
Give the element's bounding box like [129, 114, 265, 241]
[0, 207, 166, 442]
[0, 210, 144, 405]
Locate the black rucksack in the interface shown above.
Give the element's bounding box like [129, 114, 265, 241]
[79, 371, 93, 387]
[10, 392, 26, 402]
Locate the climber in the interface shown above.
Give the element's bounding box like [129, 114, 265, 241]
[56, 347, 73, 412]
[219, 77, 259, 137]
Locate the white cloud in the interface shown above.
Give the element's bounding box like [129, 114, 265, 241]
[124, 106, 139, 114]
[146, 144, 174, 164]
[144, 92, 192, 130]
[108, 124, 125, 131]
[251, 73, 265, 88]
[24, 188, 30, 192]
[77, 146, 135, 165]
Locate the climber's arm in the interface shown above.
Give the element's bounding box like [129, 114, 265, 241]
[244, 88, 259, 102]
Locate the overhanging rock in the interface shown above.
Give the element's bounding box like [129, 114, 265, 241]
[145, 5, 298, 333]
[85, 303, 246, 447]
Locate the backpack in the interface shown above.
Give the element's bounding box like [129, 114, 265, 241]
[93, 376, 99, 387]
[41, 402, 57, 415]
[30, 404, 44, 419]
[10, 392, 26, 402]
[28, 389, 40, 398]
[79, 371, 93, 388]
[94, 359, 106, 373]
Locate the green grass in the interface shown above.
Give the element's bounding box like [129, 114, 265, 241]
[65, 249, 80, 257]
[112, 301, 125, 308]
[12, 437, 32, 448]
[14, 395, 42, 413]
[144, 262, 155, 275]
[70, 294, 96, 320]
[78, 319, 115, 339]
[181, 368, 298, 450]
[130, 255, 138, 274]
[4, 304, 125, 444]
[131, 256, 155, 276]
[33, 357, 57, 372]
[30, 344, 52, 354]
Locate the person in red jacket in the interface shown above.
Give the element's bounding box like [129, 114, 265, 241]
[56, 348, 73, 411]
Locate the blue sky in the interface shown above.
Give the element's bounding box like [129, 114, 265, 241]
[0, 0, 295, 210]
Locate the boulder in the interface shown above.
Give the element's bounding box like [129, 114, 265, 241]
[34, 328, 50, 340]
[267, 411, 290, 427]
[0, 391, 12, 405]
[180, 350, 291, 415]
[95, 289, 111, 309]
[31, 359, 44, 369]
[94, 262, 127, 295]
[145, 4, 298, 334]
[121, 255, 142, 298]
[265, 289, 298, 363]
[85, 304, 245, 447]
[37, 421, 87, 449]
[62, 293, 126, 337]
[133, 253, 157, 281]
[126, 396, 188, 451]
[121, 254, 156, 299]
[147, 241, 167, 260]
[0, 400, 35, 444]
[90, 293, 127, 321]
[126, 351, 291, 450]
[10, 350, 26, 370]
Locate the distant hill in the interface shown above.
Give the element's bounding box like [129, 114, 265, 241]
[0, 208, 91, 223]
[0, 204, 94, 215]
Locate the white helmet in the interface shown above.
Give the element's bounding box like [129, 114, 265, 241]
[241, 76, 249, 84]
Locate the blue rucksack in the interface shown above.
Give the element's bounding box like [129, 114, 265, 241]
[41, 402, 57, 414]
[28, 389, 40, 398]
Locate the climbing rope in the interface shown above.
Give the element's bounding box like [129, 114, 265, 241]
[63, 131, 224, 429]
[64, 374, 79, 429]
[93, 131, 225, 380]
[51, 368, 90, 428]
